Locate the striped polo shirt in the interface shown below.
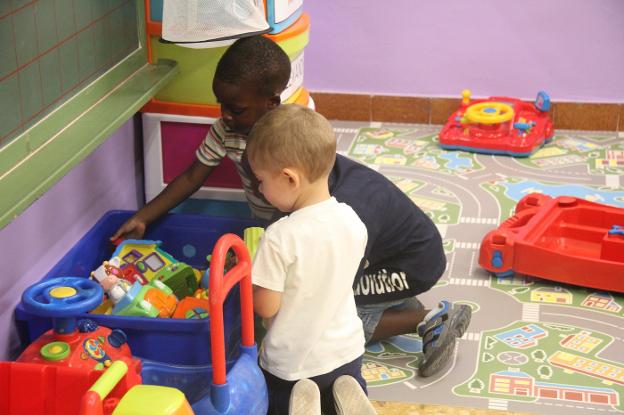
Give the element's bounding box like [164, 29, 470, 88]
[196, 118, 277, 221]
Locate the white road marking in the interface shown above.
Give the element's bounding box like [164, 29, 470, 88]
[333, 127, 359, 134]
[449, 278, 489, 289]
[460, 217, 498, 224]
[606, 174, 620, 188]
[455, 241, 480, 250]
[446, 251, 457, 279]
[522, 303, 540, 322]
[468, 251, 476, 276]
[488, 398, 508, 411]
[403, 381, 417, 390]
[464, 332, 481, 341]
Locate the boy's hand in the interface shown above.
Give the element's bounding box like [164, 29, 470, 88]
[108, 160, 214, 243]
[110, 216, 147, 241]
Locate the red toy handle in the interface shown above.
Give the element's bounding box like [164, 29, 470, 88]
[209, 233, 254, 386]
[499, 208, 537, 233]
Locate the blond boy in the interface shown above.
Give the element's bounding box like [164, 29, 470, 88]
[248, 105, 376, 415]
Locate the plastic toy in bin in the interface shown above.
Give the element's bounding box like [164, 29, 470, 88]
[91, 257, 133, 304]
[111, 279, 178, 318]
[439, 90, 554, 157]
[91, 243, 211, 320]
[479, 193, 624, 293]
[111, 239, 199, 299]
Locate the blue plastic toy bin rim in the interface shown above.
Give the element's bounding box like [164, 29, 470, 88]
[14, 210, 264, 366]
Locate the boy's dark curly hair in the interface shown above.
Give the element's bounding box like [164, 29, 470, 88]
[214, 35, 291, 97]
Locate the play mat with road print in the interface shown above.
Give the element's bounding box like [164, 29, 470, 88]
[329, 121, 624, 415]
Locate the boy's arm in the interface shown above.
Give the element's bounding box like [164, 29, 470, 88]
[111, 160, 214, 240]
[252, 228, 286, 319]
[253, 285, 282, 319]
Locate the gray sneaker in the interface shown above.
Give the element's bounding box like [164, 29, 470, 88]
[416, 301, 472, 377]
[289, 379, 321, 415]
[416, 300, 456, 377]
[449, 303, 472, 338]
[332, 375, 376, 415]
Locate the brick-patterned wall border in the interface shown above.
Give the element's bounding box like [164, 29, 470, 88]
[311, 92, 624, 132]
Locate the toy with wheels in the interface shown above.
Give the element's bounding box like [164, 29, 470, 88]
[439, 90, 554, 157]
[18, 276, 141, 372]
[0, 360, 142, 415]
[479, 193, 624, 293]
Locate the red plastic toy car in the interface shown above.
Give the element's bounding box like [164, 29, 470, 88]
[479, 193, 624, 293]
[439, 90, 554, 157]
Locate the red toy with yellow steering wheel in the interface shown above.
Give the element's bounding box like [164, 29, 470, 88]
[439, 90, 554, 157]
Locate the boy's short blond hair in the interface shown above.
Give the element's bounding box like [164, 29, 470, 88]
[247, 105, 336, 182]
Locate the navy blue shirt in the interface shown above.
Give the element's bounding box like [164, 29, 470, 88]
[329, 154, 446, 305]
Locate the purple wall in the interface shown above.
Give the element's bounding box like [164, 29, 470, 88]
[304, 0, 624, 102]
[0, 118, 143, 360]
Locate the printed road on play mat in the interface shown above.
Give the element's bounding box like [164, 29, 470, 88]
[331, 121, 624, 415]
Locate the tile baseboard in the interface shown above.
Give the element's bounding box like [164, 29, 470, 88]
[310, 92, 624, 132]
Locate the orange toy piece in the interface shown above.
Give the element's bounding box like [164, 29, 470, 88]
[172, 297, 210, 319]
[193, 288, 209, 300]
[143, 287, 178, 318]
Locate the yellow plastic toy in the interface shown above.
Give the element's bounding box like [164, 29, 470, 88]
[462, 102, 515, 125]
[243, 227, 265, 260]
[461, 89, 472, 105]
[114, 384, 192, 415]
[81, 360, 194, 415]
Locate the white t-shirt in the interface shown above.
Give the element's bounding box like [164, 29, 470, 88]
[252, 197, 367, 380]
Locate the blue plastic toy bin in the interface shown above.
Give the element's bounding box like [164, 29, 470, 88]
[14, 210, 263, 366]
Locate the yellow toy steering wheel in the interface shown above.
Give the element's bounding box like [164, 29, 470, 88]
[462, 102, 515, 125]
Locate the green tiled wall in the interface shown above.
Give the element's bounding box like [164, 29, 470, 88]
[0, 0, 139, 144]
